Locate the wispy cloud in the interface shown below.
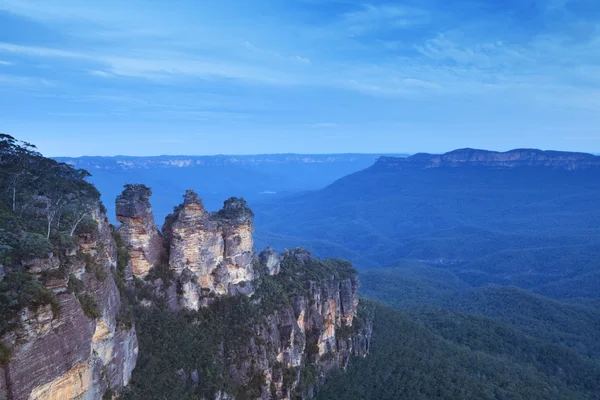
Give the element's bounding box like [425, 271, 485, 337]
[0, 42, 86, 59]
[342, 4, 430, 34]
[295, 55, 312, 65]
[88, 70, 113, 78]
[0, 42, 301, 84]
[1, 0, 600, 154]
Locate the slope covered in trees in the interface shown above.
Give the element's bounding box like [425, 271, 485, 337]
[318, 301, 600, 400]
[0, 134, 103, 334]
[253, 150, 600, 300]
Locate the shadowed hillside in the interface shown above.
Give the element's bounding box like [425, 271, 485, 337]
[253, 149, 600, 298]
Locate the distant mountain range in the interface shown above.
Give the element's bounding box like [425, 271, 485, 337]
[253, 148, 600, 297]
[55, 153, 407, 225]
[378, 148, 600, 170]
[55, 153, 408, 169]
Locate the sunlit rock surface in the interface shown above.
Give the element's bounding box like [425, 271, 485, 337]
[164, 190, 255, 310]
[1, 207, 138, 400]
[115, 184, 163, 278]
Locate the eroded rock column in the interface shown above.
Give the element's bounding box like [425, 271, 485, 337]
[115, 184, 163, 278]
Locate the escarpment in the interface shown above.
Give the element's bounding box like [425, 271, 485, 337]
[0, 207, 138, 400]
[117, 187, 372, 399]
[377, 148, 600, 170]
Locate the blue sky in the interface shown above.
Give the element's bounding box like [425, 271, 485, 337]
[0, 0, 599, 156]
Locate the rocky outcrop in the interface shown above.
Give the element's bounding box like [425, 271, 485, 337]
[120, 189, 371, 399]
[206, 249, 369, 400]
[0, 207, 138, 400]
[166, 249, 371, 400]
[377, 148, 600, 170]
[259, 246, 280, 276]
[163, 190, 255, 310]
[116, 184, 163, 278]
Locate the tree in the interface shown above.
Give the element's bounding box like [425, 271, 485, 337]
[0, 134, 41, 213]
[63, 194, 97, 236]
[33, 158, 99, 239]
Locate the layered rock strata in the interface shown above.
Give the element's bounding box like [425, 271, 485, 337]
[115, 184, 163, 278]
[163, 190, 255, 310]
[115, 187, 371, 399]
[0, 207, 138, 400]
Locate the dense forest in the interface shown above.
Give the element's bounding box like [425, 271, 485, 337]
[253, 154, 600, 298]
[321, 262, 600, 399]
[0, 134, 103, 338]
[122, 255, 362, 399]
[3, 136, 600, 399]
[318, 301, 600, 400]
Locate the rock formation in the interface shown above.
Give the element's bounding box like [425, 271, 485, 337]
[244, 249, 369, 399]
[114, 188, 371, 399]
[377, 148, 600, 170]
[115, 184, 163, 278]
[0, 207, 138, 400]
[163, 190, 255, 310]
[259, 246, 281, 276]
[152, 248, 371, 400]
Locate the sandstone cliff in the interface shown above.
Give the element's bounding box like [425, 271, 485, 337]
[377, 148, 600, 170]
[116, 184, 163, 279]
[116, 188, 371, 399]
[0, 207, 138, 400]
[225, 248, 371, 399]
[158, 190, 254, 310]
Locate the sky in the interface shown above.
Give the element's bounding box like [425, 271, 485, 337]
[0, 0, 599, 156]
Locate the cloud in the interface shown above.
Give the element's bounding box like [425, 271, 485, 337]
[88, 70, 113, 78]
[342, 4, 430, 34]
[244, 41, 312, 66]
[0, 42, 300, 85]
[0, 42, 86, 59]
[295, 55, 311, 65]
[0, 60, 12, 65]
[0, 73, 56, 88]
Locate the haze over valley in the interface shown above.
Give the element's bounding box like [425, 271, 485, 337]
[2, 0, 600, 398]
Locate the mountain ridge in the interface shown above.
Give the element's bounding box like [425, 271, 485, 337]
[56, 153, 408, 170]
[376, 148, 600, 170]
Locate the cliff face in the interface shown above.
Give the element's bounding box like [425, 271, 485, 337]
[0, 208, 138, 400]
[115, 184, 164, 278]
[162, 190, 255, 310]
[118, 188, 371, 399]
[233, 249, 370, 400]
[377, 148, 600, 170]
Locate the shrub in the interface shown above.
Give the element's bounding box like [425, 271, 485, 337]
[0, 341, 12, 365]
[67, 274, 85, 294]
[86, 262, 108, 281]
[78, 294, 101, 319]
[18, 233, 52, 259]
[0, 271, 58, 335]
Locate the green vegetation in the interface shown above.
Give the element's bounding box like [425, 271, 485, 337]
[318, 301, 597, 400]
[359, 262, 469, 309]
[0, 341, 12, 365]
[450, 286, 600, 358]
[0, 270, 58, 335]
[122, 296, 260, 399]
[253, 161, 600, 298]
[123, 252, 359, 399]
[77, 293, 101, 319]
[111, 230, 135, 329]
[0, 134, 105, 331]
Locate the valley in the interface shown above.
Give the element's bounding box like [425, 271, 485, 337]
[2, 138, 599, 399]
